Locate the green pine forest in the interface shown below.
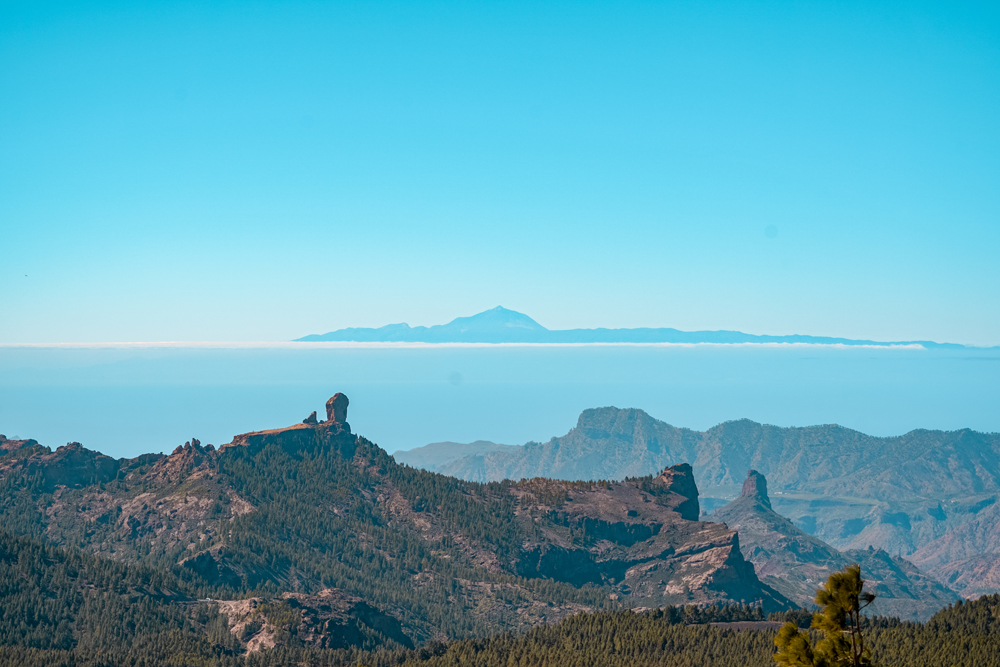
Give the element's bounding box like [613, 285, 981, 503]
[4, 526, 1000, 667]
[5, 428, 1000, 665]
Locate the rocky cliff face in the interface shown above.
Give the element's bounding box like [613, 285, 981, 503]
[741, 470, 770, 509]
[0, 395, 790, 646]
[427, 408, 1000, 504]
[509, 464, 784, 610]
[417, 406, 1000, 587]
[709, 471, 958, 621]
[215, 588, 413, 652]
[0, 441, 120, 492]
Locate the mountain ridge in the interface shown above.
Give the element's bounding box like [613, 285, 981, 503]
[709, 470, 959, 620]
[401, 406, 1000, 595]
[296, 306, 972, 348]
[0, 394, 792, 648]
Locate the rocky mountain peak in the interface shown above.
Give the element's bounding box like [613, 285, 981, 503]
[0, 434, 38, 453]
[741, 469, 771, 508]
[326, 393, 349, 424]
[655, 463, 700, 521]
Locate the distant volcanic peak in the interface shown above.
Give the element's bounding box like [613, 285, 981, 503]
[741, 470, 771, 508]
[656, 463, 700, 521]
[465, 305, 546, 330]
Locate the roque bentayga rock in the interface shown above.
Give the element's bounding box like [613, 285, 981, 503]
[709, 470, 958, 621]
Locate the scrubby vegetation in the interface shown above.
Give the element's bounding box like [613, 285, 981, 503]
[4, 527, 1000, 667]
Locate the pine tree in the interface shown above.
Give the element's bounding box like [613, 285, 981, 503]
[774, 564, 877, 667]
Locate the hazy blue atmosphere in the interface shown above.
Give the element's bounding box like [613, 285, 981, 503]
[2, 1, 999, 346]
[6, 3, 1000, 660]
[2, 345, 997, 459]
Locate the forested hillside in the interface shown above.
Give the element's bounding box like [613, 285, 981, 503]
[0, 396, 787, 648]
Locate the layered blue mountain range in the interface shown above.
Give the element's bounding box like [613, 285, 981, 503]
[296, 306, 967, 348]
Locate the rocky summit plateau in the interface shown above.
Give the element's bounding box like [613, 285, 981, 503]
[0, 394, 790, 653]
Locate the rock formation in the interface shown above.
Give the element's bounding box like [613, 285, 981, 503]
[214, 588, 413, 653]
[709, 470, 958, 620]
[655, 463, 700, 521]
[326, 393, 349, 424]
[303, 411, 318, 425]
[741, 469, 771, 508]
[0, 441, 120, 491]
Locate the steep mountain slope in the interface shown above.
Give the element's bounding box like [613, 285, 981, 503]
[0, 527, 421, 664]
[908, 501, 1000, 596]
[709, 471, 958, 620]
[419, 407, 1000, 558]
[0, 395, 790, 646]
[925, 555, 1000, 598]
[393, 440, 515, 472]
[0, 528, 217, 653]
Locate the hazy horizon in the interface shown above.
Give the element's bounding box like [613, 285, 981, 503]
[3, 344, 998, 460]
[3, 2, 999, 346]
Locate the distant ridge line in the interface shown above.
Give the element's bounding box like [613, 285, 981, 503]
[296, 306, 972, 349]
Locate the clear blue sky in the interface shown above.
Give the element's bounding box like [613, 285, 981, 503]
[2, 0, 998, 345]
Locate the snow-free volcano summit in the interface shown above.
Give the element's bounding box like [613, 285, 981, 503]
[296, 306, 968, 348]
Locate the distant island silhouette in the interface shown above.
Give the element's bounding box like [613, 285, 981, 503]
[295, 306, 968, 348]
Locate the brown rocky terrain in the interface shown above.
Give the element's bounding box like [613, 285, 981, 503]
[0, 434, 39, 454]
[424, 408, 1000, 503]
[926, 555, 1000, 598]
[509, 465, 785, 609]
[0, 395, 790, 647]
[215, 588, 413, 652]
[908, 501, 1000, 597]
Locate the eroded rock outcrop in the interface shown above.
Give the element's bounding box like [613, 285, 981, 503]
[655, 463, 700, 521]
[510, 465, 788, 611]
[326, 393, 349, 424]
[215, 588, 412, 653]
[741, 469, 771, 508]
[709, 470, 958, 620]
[225, 394, 355, 456]
[0, 441, 119, 491]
